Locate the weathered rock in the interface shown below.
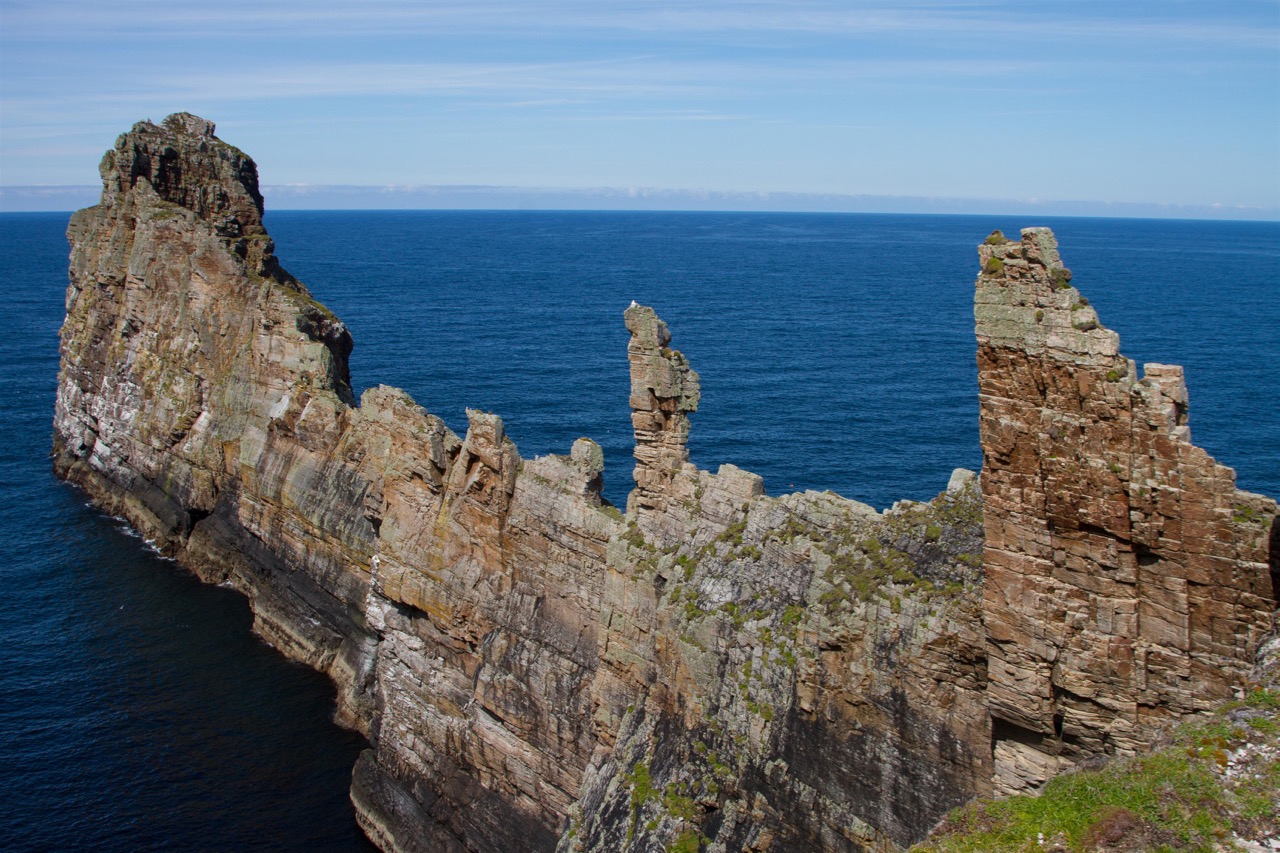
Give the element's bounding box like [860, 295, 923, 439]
[54, 119, 1276, 853]
[54, 113, 375, 731]
[975, 227, 1278, 794]
[624, 303, 703, 547]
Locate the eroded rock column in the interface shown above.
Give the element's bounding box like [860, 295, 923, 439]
[975, 227, 1277, 794]
[624, 304, 700, 536]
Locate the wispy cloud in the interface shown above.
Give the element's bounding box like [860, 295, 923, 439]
[0, 54, 1075, 112]
[2, 0, 1275, 207]
[4, 0, 1276, 47]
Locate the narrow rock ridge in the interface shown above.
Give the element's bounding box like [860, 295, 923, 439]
[975, 227, 1278, 794]
[54, 118, 1276, 852]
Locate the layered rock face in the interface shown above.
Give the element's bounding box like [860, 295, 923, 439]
[54, 113, 376, 729]
[975, 228, 1278, 794]
[56, 117, 1275, 853]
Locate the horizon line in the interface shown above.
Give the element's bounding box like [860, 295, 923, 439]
[2, 183, 1277, 222]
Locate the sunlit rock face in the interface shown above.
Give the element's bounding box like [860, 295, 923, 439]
[974, 227, 1277, 794]
[54, 113, 375, 733]
[56, 117, 1275, 853]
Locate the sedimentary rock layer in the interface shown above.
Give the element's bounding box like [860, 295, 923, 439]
[54, 113, 377, 731]
[54, 116, 1276, 852]
[975, 228, 1278, 794]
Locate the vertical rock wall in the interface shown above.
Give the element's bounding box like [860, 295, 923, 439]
[564, 312, 992, 853]
[975, 227, 1277, 793]
[348, 396, 621, 852]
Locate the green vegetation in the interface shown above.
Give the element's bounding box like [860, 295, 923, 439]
[1050, 267, 1074, 290]
[669, 828, 703, 853]
[624, 521, 655, 553]
[717, 517, 748, 548]
[983, 257, 1005, 275]
[662, 782, 700, 823]
[985, 230, 1010, 245]
[914, 689, 1280, 853]
[149, 206, 182, 222]
[818, 486, 982, 614]
[625, 756, 714, 851]
[625, 761, 658, 843]
[1232, 503, 1267, 525]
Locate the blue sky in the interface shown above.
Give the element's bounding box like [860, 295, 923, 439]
[2, 1, 1277, 216]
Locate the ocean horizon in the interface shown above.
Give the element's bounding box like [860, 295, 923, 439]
[3, 185, 1278, 222]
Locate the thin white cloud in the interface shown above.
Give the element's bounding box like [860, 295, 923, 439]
[0, 55, 1059, 110]
[3, 0, 1275, 47]
[2, 0, 1274, 205]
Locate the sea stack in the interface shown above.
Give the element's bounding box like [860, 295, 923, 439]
[55, 116, 1276, 852]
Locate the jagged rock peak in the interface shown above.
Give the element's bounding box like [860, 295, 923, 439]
[163, 111, 217, 137]
[624, 303, 700, 517]
[974, 226, 1117, 358]
[99, 111, 265, 238]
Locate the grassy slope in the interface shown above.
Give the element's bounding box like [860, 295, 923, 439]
[913, 684, 1280, 853]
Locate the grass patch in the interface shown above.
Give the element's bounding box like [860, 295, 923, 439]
[915, 688, 1280, 853]
[920, 753, 1226, 851]
[625, 760, 657, 843]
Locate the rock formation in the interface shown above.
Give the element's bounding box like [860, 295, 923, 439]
[55, 113, 376, 731]
[975, 228, 1278, 794]
[54, 117, 1276, 852]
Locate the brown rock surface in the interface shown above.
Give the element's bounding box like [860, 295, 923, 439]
[54, 113, 376, 730]
[54, 119, 1276, 852]
[975, 227, 1277, 794]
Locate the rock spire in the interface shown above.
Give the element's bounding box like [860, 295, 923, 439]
[624, 303, 701, 529]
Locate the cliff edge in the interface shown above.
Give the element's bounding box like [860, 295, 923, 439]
[54, 118, 1277, 852]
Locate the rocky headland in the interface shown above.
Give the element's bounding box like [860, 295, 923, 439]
[54, 115, 1278, 852]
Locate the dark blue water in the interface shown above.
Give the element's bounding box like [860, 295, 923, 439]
[2, 211, 1277, 850]
[0, 213, 375, 852]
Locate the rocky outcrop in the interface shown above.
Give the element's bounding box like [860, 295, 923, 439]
[975, 228, 1278, 794]
[55, 117, 1276, 853]
[54, 113, 376, 730]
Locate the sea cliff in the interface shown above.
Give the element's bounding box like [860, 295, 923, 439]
[54, 115, 1278, 852]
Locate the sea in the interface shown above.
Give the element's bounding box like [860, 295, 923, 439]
[1, 210, 1277, 851]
